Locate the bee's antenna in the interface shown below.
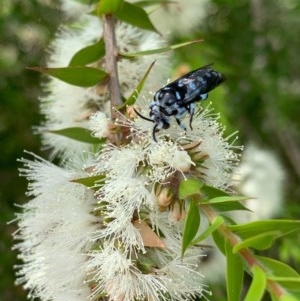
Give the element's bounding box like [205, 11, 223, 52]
[133, 108, 154, 123]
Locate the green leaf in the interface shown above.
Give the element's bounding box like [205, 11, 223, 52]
[181, 198, 200, 258]
[256, 256, 300, 278]
[114, 1, 158, 33]
[267, 277, 300, 291]
[72, 174, 105, 188]
[200, 184, 229, 199]
[119, 40, 203, 58]
[203, 195, 249, 204]
[28, 66, 108, 87]
[278, 294, 300, 301]
[201, 194, 250, 212]
[211, 201, 249, 212]
[120, 61, 156, 108]
[212, 229, 226, 254]
[69, 39, 105, 66]
[233, 232, 279, 252]
[133, 0, 176, 7]
[178, 178, 204, 199]
[50, 127, 105, 144]
[97, 0, 124, 15]
[191, 215, 224, 245]
[244, 265, 267, 301]
[225, 240, 244, 301]
[229, 220, 300, 240]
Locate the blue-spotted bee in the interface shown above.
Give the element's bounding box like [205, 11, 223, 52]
[134, 64, 225, 141]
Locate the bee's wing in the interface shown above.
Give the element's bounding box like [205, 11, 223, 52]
[167, 65, 224, 103]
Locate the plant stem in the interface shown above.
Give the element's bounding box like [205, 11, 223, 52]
[103, 14, 122, 121]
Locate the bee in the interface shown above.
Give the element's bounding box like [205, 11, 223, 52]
[134, 64, 225, 141]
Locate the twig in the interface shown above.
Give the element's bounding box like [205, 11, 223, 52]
[103, 14, 122, 121]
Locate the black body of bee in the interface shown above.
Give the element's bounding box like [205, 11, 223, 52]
[135, 64, 225, 141]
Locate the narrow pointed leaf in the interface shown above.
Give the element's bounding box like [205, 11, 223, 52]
[200, 184, 229, 199]
[229, 220, 300, 240]
[200, 194, 250, 212]
[278, 294, 300, 301]
[225, 240, 244, 301]
[211, 201, 249, 212]
[191, 215, 224, 245]
[266, 277, 300, 291]
[50, 127, 105, 144]
[134, 1, 177, 7]
[204, 195, 249, 204]
[28, 66, 108, 87]
[97, 0, 124, 15]
[114, 1, 158, 33]
[233, 231, 279, 253]
[119, 40, 203, 58]
[256, 256, 300, 278]
[244, 265, 267, 301]
[182, 198, 200, 258]
[120, 61, 156, 108]
[179, 178, 204, 199]
[72, 175, 105, 188]
[212, 229, 226, 254]
[69, 39, 105, 66]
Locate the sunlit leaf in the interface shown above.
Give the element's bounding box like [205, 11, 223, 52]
[114, 2, 158, 32]
[212, 228, 226, 254]
[178, 178, 204, 199]
[50, 127, 105, 144]
[182, 198, 200, 258]
[211, 201, 249, 212]
[28, 66, 108, 87]
[233, 231, 279, 252]
[119, 40, 203, 58]
[229, 220, 300, 240]
[120, 61, 156, 108]
[69, 39, 105, 66]
[96, 0, 124, 15]
[225, 240, 243, 301]
[256, 256, 300, 278]
[191, 215, 224, 245]
[278, 294, 300, 301]
[200, 184, 229, 199]
[72, 175, 105, 188]
[244, 265, 267, 301]
[133, 0, 176, 7]
[204, 195, 249, 204]
[267, 277, 300, 291]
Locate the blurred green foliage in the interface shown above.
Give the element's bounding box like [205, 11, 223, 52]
[0, 1, 61, 300]
[1, 1, 300, 300]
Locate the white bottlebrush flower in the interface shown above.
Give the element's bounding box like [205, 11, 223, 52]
[87, 244, 205, 301]
[232, 144, 285, 223]
[144, 0, 209, 36]
[14, 153, 99, 301]
[133, 103, 240, 189]
[89, 111, 113, 139]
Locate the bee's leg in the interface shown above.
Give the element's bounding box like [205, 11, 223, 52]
[188, 103, 195, 130]
[152, 124, 159, 142]
[175, 118, 187, 135]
